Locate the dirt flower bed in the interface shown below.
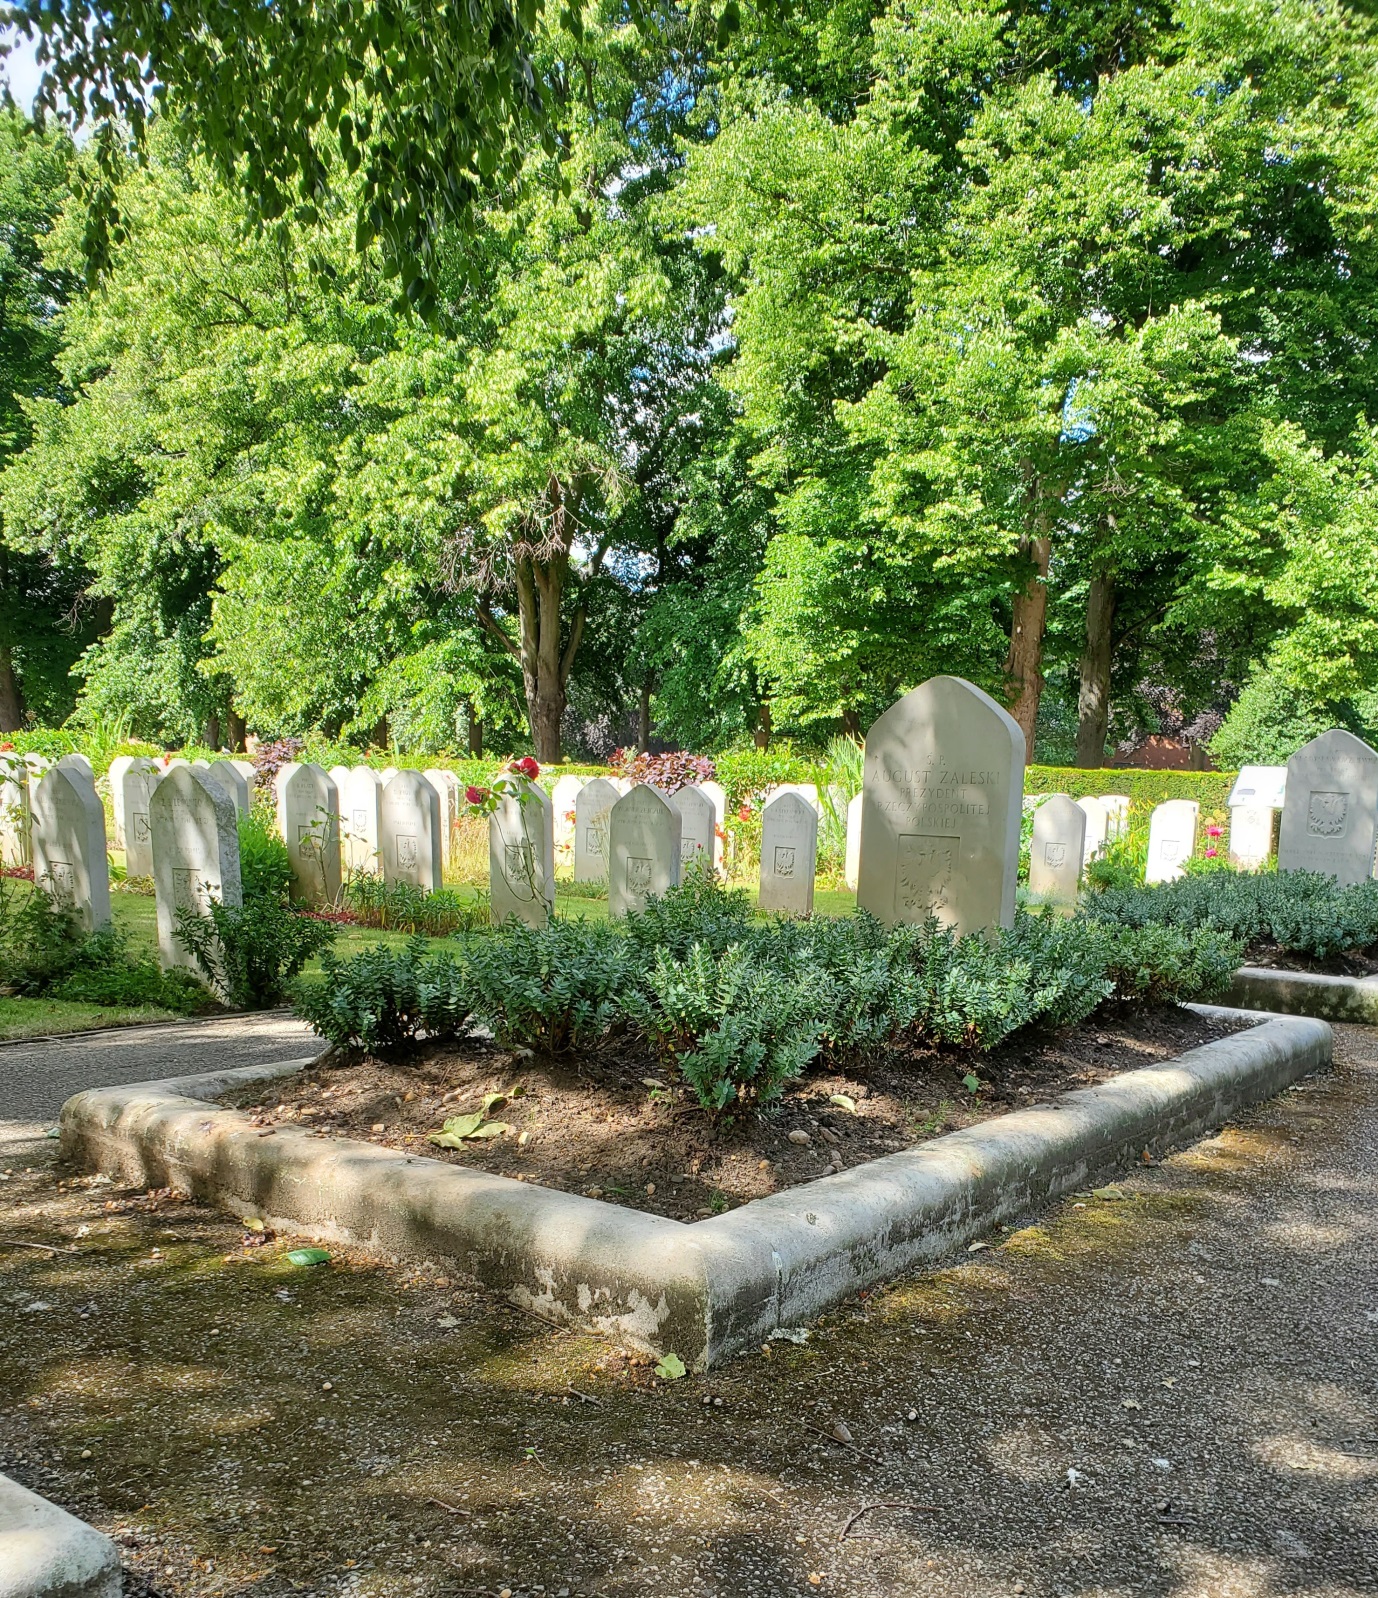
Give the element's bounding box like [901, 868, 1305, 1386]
[220, 1005, 1245, 1222]
[1244, 941, 1378, 978]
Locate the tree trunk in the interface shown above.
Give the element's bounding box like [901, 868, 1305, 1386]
[637, 679, 651, 753]
[226, 704, 246, 752]
[1075, 569, 1116, 768]
[754, 700, 772, 750]
[0, 643, 23, 733]
[204, 714, 221, 749]
[466, 701, 483, 757]
[373, 716, 389, 751]
[1005, 532, 1052, 756]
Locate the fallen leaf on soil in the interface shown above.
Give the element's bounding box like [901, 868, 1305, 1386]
[429, 1113, 511, 1147]
[967, 1241, 991, 1253]
[1093, 1185, 1127, 1201]
[286, 1247, 331, 1268]
[654, 1353, 687, 1381]
[482, 1092, 508, 1116]
[829, 1094, 858, 1114]
[830, 1420, 854, 1444]
[241, 1217, 265, 1232]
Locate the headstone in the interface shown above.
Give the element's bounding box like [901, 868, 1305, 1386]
[107, 756, 137, 848]
[56, 752, 93, 775]
[608, 785, 682, 916]
[759, 792, 818, 915]
[574, 777, 620, 881]
[275, 763, 341, 905]
[1145, 799, 1199, 884]
[1028, 795, 1086, 907]
[857, 676, 1025, 936]
[489, 782, 556, 926]
[1076, 796, 1110, 868]
[672, 784, 717, 871]
[423, 769, 460, 867]
[379, 771, 442, 892]
[202, 761, 250, 816]
[341, 767, 383, 876]
[551, 774, 587, 861]
[149, 766, 242, 972]
[1278, 730, 1378, 884]
[119, 759, 161, 878]
[229, 759, 257, 785]
[0, 753, 30, 868]
[1098, 795, 1131, 838]
[699, 780, 728, 831]
[765, 782, 820, 812]
[844, 793, 862, 891]
[1228, 764, 1288, 870]
[328, 765, 352, 794]
[381, 766, 399, 783]
[30, 764, 111, 933]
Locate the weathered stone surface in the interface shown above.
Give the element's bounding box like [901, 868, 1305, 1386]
[1076, 796, 1110, 867]
[275, 763, 341, 905]
[119, 758, 161, 877]
[228, 759, 257, 789]
[608, 785, 681, 916]
[1228, 764, 1287, 869]
[202, 760, 250, 816]
[0, 753, 30, 869]
[857, 676, 1025, 935]
[1028, 794, 1086, 907]
[573, 777, 620, 881]
[673, 784, 717, 872]
[150, 765, 242, 971]
[1146, 799, 1199, 884]
[341, 767, 383, 876]
[1278, 730, 1378, 884]
[699, 780, 727, 832]
[30, 764, 110, 933]
[106, 755, 137, 848]
[423, 769, 460, 867]
[489, 782, 556, 927]
[328, 765, 352, 794]
[0, 1470, 121, 1598]
[759, 792, 818, 915]
[844, 792, 862, 891]
[551, 775, 586, 862]
[379, 771, 442, 892]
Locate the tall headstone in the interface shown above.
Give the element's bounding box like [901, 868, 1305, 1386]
[489, 782, 556, 927]
[56, 752, 93, 776]
[608, 785, 682, 916]
[149, 766, 242, 973]
[228, 759, 257, 786]
[379, 771, 442, 892]
[1028, 794, 1086, 908]
[699, 780, 728, 833]
[202, 760, 250, 816]
[341, 766, 383, 876]
[1076, 796, 1110, 868]
[1145, 800, 1199, 884]
[30, 763, 111, 933]
[107, 755, 138, 848]
[844, 793, 862, 891]
[857, 676, 1025, 936]
[119, 759, 161, 877]
[673, 785, 718, 872]
[0, 753, 30, 868]
[765, 782, 820, 813]
[1278, 730, 1378, 884]
[380, 766, 399, 784]
[759, 792, 818, 916]
[275, 763, 341, 905]
[1228, 764, 1287, 870]
[574, 777, 620, 881]
[329, 765, 352, 794]
[1098, 795, 1131, 838]
[423, 769, 460, 867]
[551, 775, 586, 862]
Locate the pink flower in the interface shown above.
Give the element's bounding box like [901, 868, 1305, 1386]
[465, 785, 488, 805]
[737, 805, 751, 822]
[1205, 825, 1223, 838]
[1204, 847, 1218, 857]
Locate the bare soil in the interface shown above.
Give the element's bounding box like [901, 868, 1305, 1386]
[219, 1006, 1246, 1221]
[1246, 940, 1378, 977]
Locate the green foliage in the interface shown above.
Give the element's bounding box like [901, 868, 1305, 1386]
[293, 937, 471, 1052]
[236, 810, 292, 903]
[0, 880, 209, 1011]
[341, 877, 490, 937]
[1086, 870, 1378, 964]
[1209, 670, 1336, 768]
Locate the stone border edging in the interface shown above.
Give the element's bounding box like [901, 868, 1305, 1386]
[60, 1011, 1331, 1369]
[0, 1472, 121, 1598]
[1226, 965, 1378, 1023]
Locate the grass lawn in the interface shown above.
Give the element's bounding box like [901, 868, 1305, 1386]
[0, 995, 185, 1040]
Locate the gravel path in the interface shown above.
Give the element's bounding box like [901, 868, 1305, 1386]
[0, 1020, 1375, 1597]
[0, 1011, 318, 1158]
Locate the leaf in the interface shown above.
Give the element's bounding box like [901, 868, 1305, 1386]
[286, 1247, 330, 1267]
[242, 1216, 265, 1232]
[468, 1121, 510, 1139]
[428, 1111, 509, 1147]
[481, 1091, 507, 1115]
[654, 1352, 687, 1381]
[962, 1073, 982, 1095]
[1092, 1185, 1127, 1201]
[828, 1093, 857, 1114]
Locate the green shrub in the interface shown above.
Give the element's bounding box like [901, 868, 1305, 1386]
[342, 875, 489, 935]
[463, 918, 637, 1052]
[1085, 869, 1378, 962]
[621, 870, 756, 961]
[293, 938, 471, 1051]
[238, 809, 293, 901]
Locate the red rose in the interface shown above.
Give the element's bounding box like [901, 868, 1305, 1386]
[517, 756, 540, 780]
[465, 785, 487, 804]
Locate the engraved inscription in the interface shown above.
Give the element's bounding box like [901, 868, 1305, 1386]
[896, 833, 958, 914]
[1043, 841, 1067, 869]
[47, 860, 75, 903]
[296, 823, 320, 859]
[584, 824, 603, 857]
[626, 856, 653, 896]
[352, 808, 368, 833]
[172, 867, 211, 914]
[131, 811, 151, 844]
[773, 844, 797, 878]
[1161, 840, 1181, 863]
[397, 834, 418, 871]
[1308, 790, 1349, 837]
[680, 839, 699, 862]
[503, 839, 534, 887]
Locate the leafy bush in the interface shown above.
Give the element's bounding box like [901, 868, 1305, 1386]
[1085, 869, 1378, 962]
[608, 748, 715, 793]
[463, 918, 637, 1051]
[342, 875, 489, 935]
[293, 937, 471, 1051]
[238, 809, 293, 901]
[0, 881, 209, 1012]
[1209, 670, 1333, 768]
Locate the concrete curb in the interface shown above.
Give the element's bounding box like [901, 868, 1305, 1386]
[1226, 965, 1378, 1024]
[0, 1472, 121, 1598]
[60, 1012, 1331, 1368]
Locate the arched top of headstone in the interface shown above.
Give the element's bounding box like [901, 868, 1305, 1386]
[762, 790, 816, 826]
[865, 675, 1025, 760]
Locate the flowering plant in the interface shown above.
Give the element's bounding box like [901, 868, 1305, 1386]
[609, 748, 715, 794]
[462, 758, 542, 818]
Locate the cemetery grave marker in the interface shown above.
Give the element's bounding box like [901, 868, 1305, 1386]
[0, 754, 29, 868]
[149, 765, 242, 974]
[380, 771, 442, 892]
[673, 785, 718, 871]
[1076, 796, 1110, 868]
[608, 785, 681, 916]
[1228, 765, 1287, 869]
[844, 792, 862, 890]
[551, 774, 587, 862]
[1028, 794, 1086, 908]
[759, 791, 818, 916]
[30, 762, 112, 933]
[489, 781, 556, 926]
[120, 759, 161, 877]
[202, 760, 250, 816]
[1278, 729, 1378, 884]
[341, 766, 383, 876]
[574, 777, 620, 881]
[275, 763, 341, 905]
[1146, 800, 1199, 884]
